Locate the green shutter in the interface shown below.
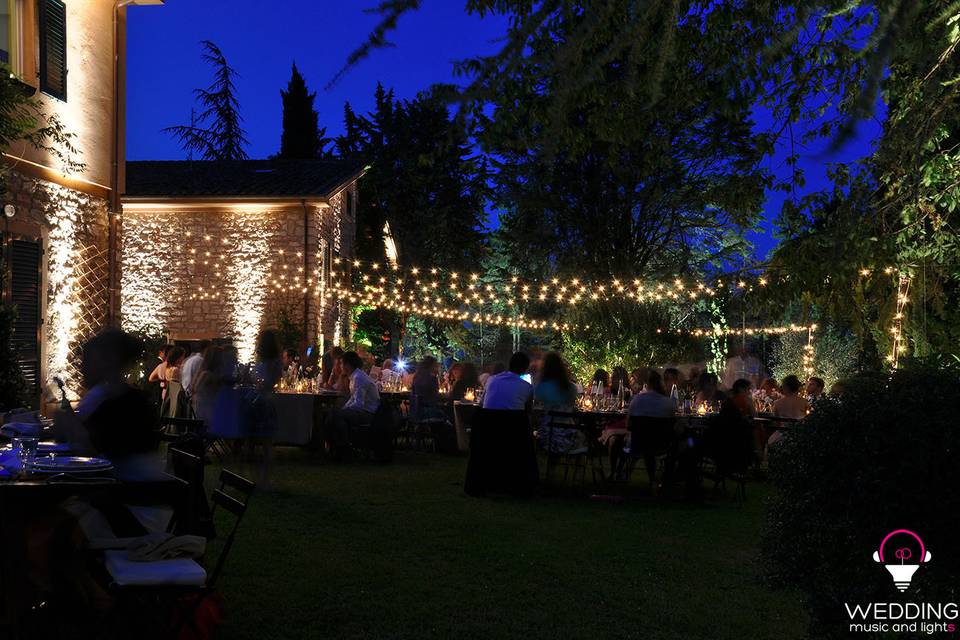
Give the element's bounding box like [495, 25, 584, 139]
[39, 0, 66, 100]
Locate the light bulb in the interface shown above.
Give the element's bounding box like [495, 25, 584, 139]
[873, 529, 932, 593]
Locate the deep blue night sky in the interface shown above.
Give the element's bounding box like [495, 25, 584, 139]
[126, 0, 882, 260]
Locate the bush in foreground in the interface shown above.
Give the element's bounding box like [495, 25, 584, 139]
[762, 362, 960, 638]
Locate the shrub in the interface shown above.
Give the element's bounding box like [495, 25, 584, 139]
[762, 362, 960, 638]
[769, 323, 858, 388]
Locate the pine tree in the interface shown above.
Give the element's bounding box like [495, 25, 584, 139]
[278, 63, 332, 159]
[165, 41, 249, 161]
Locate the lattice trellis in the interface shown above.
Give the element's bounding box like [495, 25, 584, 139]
[62, 241, 110, 388]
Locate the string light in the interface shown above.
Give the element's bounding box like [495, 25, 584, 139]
[888, 273, 911, 368]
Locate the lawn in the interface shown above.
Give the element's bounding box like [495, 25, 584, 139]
[210, 448, 808, 640]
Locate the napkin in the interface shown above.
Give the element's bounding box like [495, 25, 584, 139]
[1, 422, 42, 437]
[126, 532, 206, 562]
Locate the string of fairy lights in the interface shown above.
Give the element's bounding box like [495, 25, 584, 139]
[172, 233, 912, 368]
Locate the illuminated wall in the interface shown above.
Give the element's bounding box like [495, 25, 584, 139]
[3, 171, 110, 395]
[121, 186, 356, 362]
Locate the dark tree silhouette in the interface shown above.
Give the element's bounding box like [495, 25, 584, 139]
[278, 62, 332, 159]
[165, 40, 249, 161]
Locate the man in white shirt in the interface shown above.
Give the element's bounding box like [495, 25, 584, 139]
[482, 353, 533, 411]
[326, 351, 381, 457]
[180, 340, 210, 397]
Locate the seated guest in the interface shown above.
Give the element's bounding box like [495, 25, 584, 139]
[629, 367, 649, 395]
[482, 353, 533, 411]
[451, 362, 479, 401]
[624, 370, 677, 486]
[281, 348, 300, 379]
[768, 375, 809, 449]
[694, 371, 726, 407]
[56, 329, 161, 480]
[479, 361, 505, 388]
[829, 380, 845, 397]
[663, 368, 681, 396]
[447, 362, 463, 388]
[321, 345, 344, 387]
[534, 353, 583, 454]
[610, 366, 630, 398]
[773, 375, 809, 419]
[627, 370, 675, 419]
[411, 356, 444, 421]
[707, 378, 757, 474]
[326, 351, 381, 456]
[805, 376, 825, 401]
[590, 368, 610, 393]
[728, 378, 755, 418]
[323, 354, 347, 392]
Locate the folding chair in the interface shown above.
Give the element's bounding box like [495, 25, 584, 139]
[104, 469, 255, 638]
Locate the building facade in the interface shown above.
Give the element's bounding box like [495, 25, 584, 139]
[121, 160, 361, 363]
[0, 0, 157, 400]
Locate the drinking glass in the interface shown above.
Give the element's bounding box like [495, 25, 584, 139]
[13, 436, 38, 467]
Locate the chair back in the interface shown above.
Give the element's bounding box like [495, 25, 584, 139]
[208, 469, 255, 586]
[627, 415, 677, 455]
[464, 408, 538, 497]
[165, 445, 212, 536]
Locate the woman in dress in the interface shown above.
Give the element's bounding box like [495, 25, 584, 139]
[534, 353, 584, 456]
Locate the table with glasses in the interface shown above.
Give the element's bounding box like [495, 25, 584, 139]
[0, 438, 118, 632]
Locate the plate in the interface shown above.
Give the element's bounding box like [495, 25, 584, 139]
[29, 456, 113, 472]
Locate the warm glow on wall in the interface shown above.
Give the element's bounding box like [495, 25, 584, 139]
[44, 185, 83, 389]
[226, 214, 270, 363]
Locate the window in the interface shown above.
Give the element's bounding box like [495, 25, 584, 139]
[0, 0, 13, 65]
[38, 0, 65, 100]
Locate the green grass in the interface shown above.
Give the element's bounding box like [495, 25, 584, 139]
[210, 448, 807, 640]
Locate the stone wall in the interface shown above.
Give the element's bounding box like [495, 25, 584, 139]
[2, 169, 111, 394]
[120, 184, 357, 362]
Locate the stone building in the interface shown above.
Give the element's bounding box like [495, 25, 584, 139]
[121, 159, 362, 363]
[0, 0, 161, 401]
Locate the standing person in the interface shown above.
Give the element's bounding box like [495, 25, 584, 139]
[534, 353, 583, 454]
[180, 340, 210, 398]
[249, 330, 282, 488]
[326, 351, 381, 458]
[191, 346, 224, 424]
[482, 353, 533, 411]
[722, 346, 762, 391]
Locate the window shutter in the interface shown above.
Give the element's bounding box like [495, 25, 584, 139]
[38, 0, 66, 100]
[9, 238, 42, 401]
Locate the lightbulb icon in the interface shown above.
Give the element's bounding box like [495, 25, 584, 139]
[873, 529, 931, 593]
